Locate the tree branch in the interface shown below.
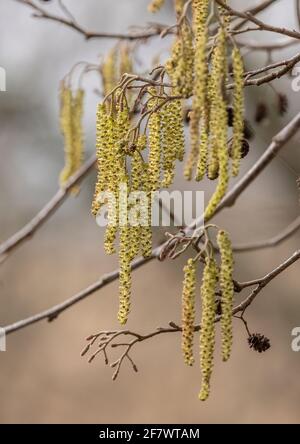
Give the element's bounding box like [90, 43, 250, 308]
[81, 249, 300, 379]
[0, 154, 96, 260]
[216, 0, 300, 40]
[232, 216, 300, 252]
[14, 0, 167, 40]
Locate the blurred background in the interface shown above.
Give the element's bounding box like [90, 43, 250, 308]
[0, 0, 299, 424]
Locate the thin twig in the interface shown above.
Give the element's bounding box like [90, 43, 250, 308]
[0, 154, 96, 260]
[232, 216, 300, 252]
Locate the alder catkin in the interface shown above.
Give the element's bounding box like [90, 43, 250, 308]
[217, 230, 234, 362]
[118, 225, 132, 325]
[199, 256, 218, 401]
[161, 100, 185, 187]
[92, 103, 109, 216]
[205, 30, 229, 220]
[59, 83, 85, 190]
[101, 47, 118, 96]
[231, 47, 244, 177]
[184, 110, 199, 180]
[196, 106, 209, 181]
[148, 100, 162, 191]
[182, 259, 196, 366]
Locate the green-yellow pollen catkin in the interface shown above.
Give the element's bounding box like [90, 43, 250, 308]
[161, 99, 185, 187]
[119, 43, 133, 77]
[92, 103, 109, 216]
[193, 0, 209, 113]
[199, 256, 218, 401]
[72, 89, 85, 172]
[207, 29, 227, 181]
[196, 105, 209, 181]
[118, 224, 132, 325]
[217, 230, 234, 362]
[101, 47, 118, 96]
[59, 83, 85, 191]
[231, 46, 244, 177]
[148, 0, 165, 13]
[59, 83, 73, 186]
[184, 110, 199, 181]
[182, 259, 196, 366]
[148, 99, 162, 191]
[204, 30, 229, 221]
[166, 20, 194, 98]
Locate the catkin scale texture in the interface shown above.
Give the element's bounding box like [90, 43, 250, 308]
[182, 259, 197, 366]
[199, 256, 218, 401]
[217, 230, 234, 362]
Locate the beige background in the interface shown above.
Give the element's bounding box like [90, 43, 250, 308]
[0, 0, 299, 423]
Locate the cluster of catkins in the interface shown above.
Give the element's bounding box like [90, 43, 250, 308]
[91, 89, 185, 324]
[165, 0, 245, 222]
[58, 0, 243, 399]
[181, 230, 234, 401]
[59, 80, 85, 191]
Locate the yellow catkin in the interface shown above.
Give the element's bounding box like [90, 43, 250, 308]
[148, 99, 162, 191]
[119, 43, 133, 77]
[59, 84, 73, 186]
[231, 47, 244, 177]
[161, 99, 185, 187]
[129, 136, 147, 259]
[59, 84, 85, 190]
[166, 20, 194, 98]
[196, 105, 209, 181]
[207, 30, 227, 181]
[92, 103, 109, 216]
[204, 30, 229, 220]
[118, 224, 132, 325]
[193, 0, 209, 112]
[104, 106, 130, 255]
[182, 259, 196, 366]
[148, 0, 165, 13]
[140, 157, 153, 258]
[217, 230, 234, 362]
[72, 89, 85, 172]
[101, 47, 118, 96]
[199, 256, 218, 401]
[184, 110, 199, 180]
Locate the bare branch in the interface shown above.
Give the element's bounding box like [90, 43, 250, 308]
[3, 253, 155, 335]
[233, 216, 300, 252]
[216, 0, 300, 40]
[0, 154, 96, 260]
[14, 0, 168, 40]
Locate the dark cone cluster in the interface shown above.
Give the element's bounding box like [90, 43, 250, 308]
[248, 333, 271, 353]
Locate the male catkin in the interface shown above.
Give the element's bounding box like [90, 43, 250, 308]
[217, 230, 234, 362]
[59, 83, 85, 190]
[231, 47, 244, 177]
[199, 256, 218, 401]
[182, 259, 197, 366]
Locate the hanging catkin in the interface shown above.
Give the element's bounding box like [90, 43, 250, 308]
[182, 259, 196, 366]
[148, 96, 162, 191]
[231, 47, 245, 177]
[217, 230, 234, 362]
[199, 256, 218, 401]
[205, 29, 229, 220]
[101, 47, 118, 97]
[59, 82, 85, 190]
[161, 99, 185, 187]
